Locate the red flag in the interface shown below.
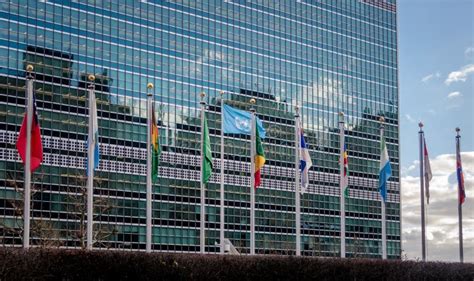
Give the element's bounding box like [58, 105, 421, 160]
[16, 97, 43, 172]
[423, 137, 432, 204]
[456, 140, 466, 205]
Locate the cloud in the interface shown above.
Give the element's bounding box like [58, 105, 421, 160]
[405, 114, 416, 123]
[445, 64, 474, 85]
[421, 72, 441, 83]
[402, 152, 474, 262]
[465, 47, 474, 58]
[447, 91, 462, 99]
[401, 160, 419, 177]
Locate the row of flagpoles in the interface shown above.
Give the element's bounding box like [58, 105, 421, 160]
[16, 67, 467, 261]
[418, 123, 467, 262]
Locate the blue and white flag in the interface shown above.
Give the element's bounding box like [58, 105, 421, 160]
[223, 104, 266, 139]
[299, 123, 312, 194]
[379, 136, 392, 202]
[87, 90, 100, 174]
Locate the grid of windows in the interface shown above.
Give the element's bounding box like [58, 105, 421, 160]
[0, 0, 400, 258]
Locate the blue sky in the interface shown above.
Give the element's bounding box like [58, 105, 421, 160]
[398, 0, 473, 262]
[399, 0, 473, 166]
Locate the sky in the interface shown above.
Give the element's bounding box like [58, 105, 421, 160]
[398, 0, 473, 262]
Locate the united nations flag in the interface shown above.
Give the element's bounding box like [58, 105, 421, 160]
[222, 104, 266, 139]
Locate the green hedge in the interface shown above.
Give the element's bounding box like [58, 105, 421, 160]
[0, 248, 472, 280]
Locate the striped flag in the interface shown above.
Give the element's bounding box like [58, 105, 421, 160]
[299, 123, 312, 194]
[379, 136, 392, 202]
[343, 144, 349, 198]
[151, 103, 160, 182]
[456, 140, 466, 205]
[254, 122, 265, 188]
[87, 90, 100, 174]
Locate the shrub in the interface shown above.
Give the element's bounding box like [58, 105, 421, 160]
[0, 248, 472, 281]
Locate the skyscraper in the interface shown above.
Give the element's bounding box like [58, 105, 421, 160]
[0, 0, 400, 258]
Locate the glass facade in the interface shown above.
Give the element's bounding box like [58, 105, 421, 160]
[0, 0, 400, 258]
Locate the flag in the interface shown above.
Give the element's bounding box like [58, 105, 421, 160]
[456, 140, 466, 205]
[254, 122, 265, 188]
[202, 113, 213, 184]
[87, 90, 100, 174]
[223, 104, 266, 139]
[299, 123, 312, 194]
[151, 103, 160, 182]
[379, 136, 392, 202]
[343, 144, 349, 198]
[423, 137, 432, 204]
[16, 94, 43, 172]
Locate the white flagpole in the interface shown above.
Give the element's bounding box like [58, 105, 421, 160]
[456, 127, 464, 263]
[86, 74, 96, 250]
[418, 122, 426, 261]
[200, 92, 206, 254]
[294, 106, 301, 256]
[339, 112, 346, 258]
[380, 116, 387, 260]
[146, 82, 154, 253]
[220, 91, 225, 254]
[250, 98, 256, 255]
[23, 65, 34, 249]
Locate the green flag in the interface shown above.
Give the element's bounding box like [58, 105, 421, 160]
[202, 114, 213, 183]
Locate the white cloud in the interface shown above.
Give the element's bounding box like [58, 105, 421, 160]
[405, 114, 416, 123]
[421, 72, 441, 83]
[402, 152, 474, 262]
[465, 47, 474, 58]
[401, 160, 419, 177]
[445, 64, 474, 85]
[447, 91, 462, 99]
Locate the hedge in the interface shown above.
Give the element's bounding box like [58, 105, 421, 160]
[0, 248, 472, 281]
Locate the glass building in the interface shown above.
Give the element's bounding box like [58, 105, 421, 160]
[0, 0, 400, 258]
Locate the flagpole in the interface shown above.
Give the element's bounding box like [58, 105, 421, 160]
[146, 82, 154, 253]
[456, 127, 463, 263]
[86, 74, 96, 250]
[294, 105, 301, 256]
[23, 64, 34, 249]
[250, 98, 256, 255]
[220, 91, 225, 254]
[380, 116, 387, 260]
[339, 112, 346, 258]
[200, 92, 206, 254]
[418, 122, 426, 261]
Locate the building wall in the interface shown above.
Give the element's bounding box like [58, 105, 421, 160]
[0, 0, 400, 257]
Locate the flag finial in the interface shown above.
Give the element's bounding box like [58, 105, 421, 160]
[249, 99, 256, 113]
[200, 92, 206, 105]
[219, 90, 225, 96]
[88, 74, 95, 82]
[26, 64, 34, 72]
[339, 112, 345, 123]
[147, 83, 153, 97]
[295, 104, 299, 117]
[456, 127, 460, 135]
[379, 116, 385, 130]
